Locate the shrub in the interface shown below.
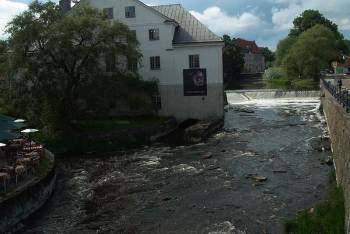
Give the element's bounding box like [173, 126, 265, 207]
[263, 67, 287, 80]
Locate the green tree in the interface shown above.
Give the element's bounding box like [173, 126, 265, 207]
[260, 47, 274, 67]
[222, 35, 244, 84]
[0, 40, 8, 75]
[283, 25, 340, 80]
[274, 36, 298, 66]
[290, 10, 339, 37]
[5, 1, 141, 134]
[290, 10, 348, 54]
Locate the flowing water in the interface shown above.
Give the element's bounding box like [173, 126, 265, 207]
[18, 94, 331, 234]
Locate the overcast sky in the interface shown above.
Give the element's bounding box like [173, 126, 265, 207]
[1, 0, 350, 49]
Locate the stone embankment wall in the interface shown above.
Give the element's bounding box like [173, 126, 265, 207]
[0, 150, 56, 233]
[321, 81, 350, 233]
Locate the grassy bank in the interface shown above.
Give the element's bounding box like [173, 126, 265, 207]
[284, 170, 345, 234]
[73, 116, 168, 130]
[265, 77, 320, 90]
[35, 116, 171, 156]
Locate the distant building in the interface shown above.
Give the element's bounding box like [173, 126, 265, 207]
[333, 57, 350, 74]
[60, 0, 224, 120]
[234, 38, 265, 74]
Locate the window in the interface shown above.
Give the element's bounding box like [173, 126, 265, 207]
[103, 8, 113, 19]
[189, 55, 200, 68]
[149, 29, 159, 41]
[128, 57, 138, 72]
[152, 94, 162, 110]
[125, 6, 135, 18]
[106, 53, 116, 72]
[150, 56, 160, 70]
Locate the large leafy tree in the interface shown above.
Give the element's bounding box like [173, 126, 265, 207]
[283, 25, 340, 80]
[289, 10, 348, 54]
[222, 35, 244, 85]
[274, 36, 298, 66]
[5, 1, 141, 133]
[290, 10, 339, 37]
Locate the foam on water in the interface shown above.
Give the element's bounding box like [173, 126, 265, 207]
[226, 90, 320, 107]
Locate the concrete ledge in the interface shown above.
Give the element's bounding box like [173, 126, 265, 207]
[0, 150, 56, 233]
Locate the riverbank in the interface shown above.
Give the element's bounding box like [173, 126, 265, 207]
[38, 116, 177, 156]
[0, 150, 56, 233]
[39, 116, 224, 157]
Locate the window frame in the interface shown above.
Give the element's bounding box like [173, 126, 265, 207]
[125, 6, 136, 18]
[150, 56, 161, 70]
[189, 54, 200, 69]
[103, 8, 114, 19]
[127, 57, 138, 72]
[149, 28, 160, 41]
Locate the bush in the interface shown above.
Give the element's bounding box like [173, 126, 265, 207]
[291, 79, 320, 90]
[263, 67, 287, 80]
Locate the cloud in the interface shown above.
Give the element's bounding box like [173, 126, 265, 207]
[339, 18, 350, 31]
[271, 4, 302, 31]
[190, 6, 264, 35]
[0, 0, 28, 38]
[271, 0, 350, 33]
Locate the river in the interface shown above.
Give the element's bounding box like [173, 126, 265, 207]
[18, 96, 331, 234]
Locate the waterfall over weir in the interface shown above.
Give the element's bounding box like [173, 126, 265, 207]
[226, 89, 320, 105]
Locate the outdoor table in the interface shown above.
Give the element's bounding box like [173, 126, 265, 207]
[16, 158, 31, 166]
[25, 151, 40, 157]
[23, 145, 43, 151]
[23, 141, 36, 148]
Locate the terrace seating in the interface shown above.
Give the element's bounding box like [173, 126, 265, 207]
[0, 138, 44, 192]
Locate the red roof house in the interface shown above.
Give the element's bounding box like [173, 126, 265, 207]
[334, 56, 350, 74]
[234, 38, 261, 54]
[233, 38, 265, 74]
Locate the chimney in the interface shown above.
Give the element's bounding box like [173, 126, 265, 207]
[59, 0, 71, 14]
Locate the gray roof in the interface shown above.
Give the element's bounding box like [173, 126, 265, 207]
[151, 4, 222, 44]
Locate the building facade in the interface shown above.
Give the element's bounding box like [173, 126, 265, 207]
[62, 0, 224, 120]
[333, 57, 350, 74]
[234, 38, 265, 74]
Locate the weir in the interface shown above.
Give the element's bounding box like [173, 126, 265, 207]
[226, 89, 320, 104]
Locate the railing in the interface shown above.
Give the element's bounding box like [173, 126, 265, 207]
[321, 77, 350, 112]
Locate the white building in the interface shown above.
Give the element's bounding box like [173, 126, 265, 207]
[61, 0, 224, 120]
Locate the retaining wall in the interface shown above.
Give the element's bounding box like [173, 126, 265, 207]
[321, 81, 350, 233]
[0, 150, 56, 233]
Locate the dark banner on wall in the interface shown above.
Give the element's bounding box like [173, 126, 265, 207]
[183, 69, 207, 96]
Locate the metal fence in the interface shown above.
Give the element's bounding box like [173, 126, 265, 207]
[322, 77, 350, 112]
